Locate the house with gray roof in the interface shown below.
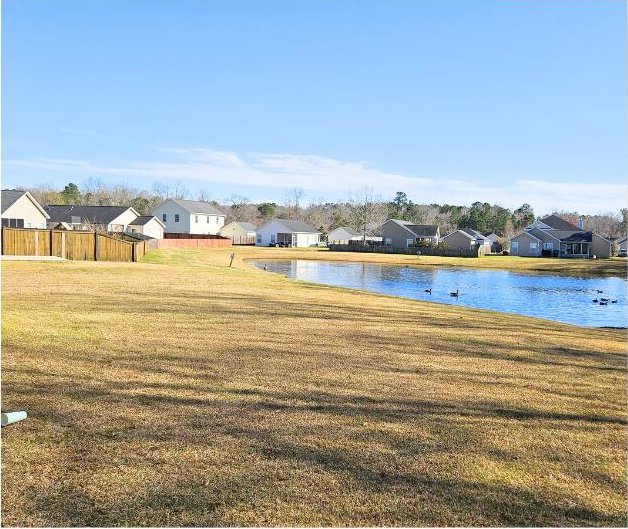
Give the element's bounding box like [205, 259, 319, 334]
[219, 221, 257, 244]
[256, 219, 320, 247]
[380, 219, 441, 248]
[442, 229, 492, 253]
[508, 215, 611, 258]
[151, 199, 226, 235]
[327, 226, 360, 244]
[128, 216, 165, 239]
[44, 205, 140, 232]
[1, 189, 49, 229]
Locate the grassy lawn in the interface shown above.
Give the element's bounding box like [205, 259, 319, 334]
[1, 248, 626, 526]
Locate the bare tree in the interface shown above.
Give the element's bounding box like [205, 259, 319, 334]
[172, 180, 189, 199]
[197, 189, 212, 202]
[348, 186, 387, 243]
[282, 187, 305, 220]
[223, 194, 250, 223]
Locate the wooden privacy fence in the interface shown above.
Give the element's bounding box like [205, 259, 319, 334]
[327, 243, 483, 258]
[155, 238, 232, 249]
[1, 227, 152, 262]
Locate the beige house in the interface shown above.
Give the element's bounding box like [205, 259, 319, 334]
[219, 222, 256, 244]
[1, 189, 49, 228]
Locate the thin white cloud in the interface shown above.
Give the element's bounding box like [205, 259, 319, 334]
[4, 149, 625, 214]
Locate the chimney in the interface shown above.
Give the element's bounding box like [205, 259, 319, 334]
[578, 216, 585, 230]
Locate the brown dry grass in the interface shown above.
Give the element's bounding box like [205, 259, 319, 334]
[1, 247, 626, 526]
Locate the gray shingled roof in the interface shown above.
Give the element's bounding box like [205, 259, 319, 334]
[168, 199, 224, 216]
[44, 205, 132, 224]
[274, 219, 319, 233]
[549, 230, 592, 243]
[129, 215, 160, 226]
[462, 228, 488, 240]
[540, 215, 580, 231]
[528, 228, 560, 244]
[1, 189, 26, 213]
[328, 226, 359, 237]
[407, 224, 439, 237]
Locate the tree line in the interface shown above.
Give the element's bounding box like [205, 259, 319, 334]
[21, 180, 627, 240]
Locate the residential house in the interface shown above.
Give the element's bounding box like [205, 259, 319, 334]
[151, 199, 225, 235]
[44, 205, 140, 232]
[327, 226, 360, 244]
[381, 219, 441, 248]
[256, 219, 320, 247]
[442, 229, 492, 253]
[127, 216, 165, 239]
[508, 214, 612, 258]
[616, 236, 627, 256]
[219, 221, 257, 244]
[485, 233, 502, 253]
[1, 189, 49, 228]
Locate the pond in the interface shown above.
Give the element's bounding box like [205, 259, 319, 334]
[252, 259, 627, 328]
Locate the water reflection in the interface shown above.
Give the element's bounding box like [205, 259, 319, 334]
[252, 259, 627, 328]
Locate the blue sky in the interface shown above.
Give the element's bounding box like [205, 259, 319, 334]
[2, 0, 626, 214]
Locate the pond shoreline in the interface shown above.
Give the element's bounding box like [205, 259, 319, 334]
[251, 258, 627, 329]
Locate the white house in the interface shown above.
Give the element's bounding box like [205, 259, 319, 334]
[219, 221, 256, 243]
[44, 205, 139, 232]
[151, 199, 225, 235]
[1, 189, 49, 228]
[127, 216, 165, 239]
[256, 219, 320, 247]
[327, 226, 360, 244]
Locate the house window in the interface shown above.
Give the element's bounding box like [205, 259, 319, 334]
[544, 242, 553, 251]
[174, 214, 180, 223]
[256, 234, 262, 243]
[271, 234, 276, 243]
[216, 217, 220, 223]
[207, 216, 210, 223]
[406, 238, 413, 247]
[511, 241, 519, 253]
[530, 242, 538, 253]
[195, 215, 199, 223]
[1, 218, 24, 228]
[162, 213, 167, 222]
[385, 238, 392, 246]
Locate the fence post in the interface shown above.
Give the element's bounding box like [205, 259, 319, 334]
[61, 231, 66, 259]
[94, 232, 99, 261]
[132, 241, 136, 262]
[50, 229, 53, 256]
[1, 227, 4, 255]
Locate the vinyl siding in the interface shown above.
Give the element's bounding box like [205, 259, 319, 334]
[2, 195, 48, 229]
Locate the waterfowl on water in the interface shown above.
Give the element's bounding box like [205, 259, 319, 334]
[424, 288, 432, 294]
[600, 298, 610, 302]
[450, 289, 459, 297]
[593, 299, 599, 303]
[611, 300, 618, 303]
[599, 301, 608, 306]
[596, 290, 603, 293]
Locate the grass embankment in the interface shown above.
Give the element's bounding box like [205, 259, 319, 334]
[150, 245, 627, 276]
[1, 248, 626, 526]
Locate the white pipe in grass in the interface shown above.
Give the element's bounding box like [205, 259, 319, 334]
[1, 411, 27, 427]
